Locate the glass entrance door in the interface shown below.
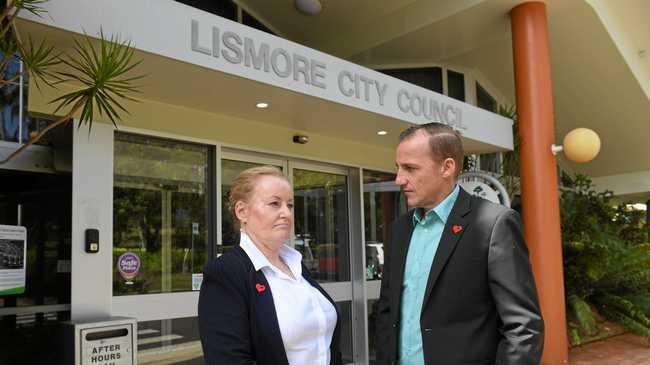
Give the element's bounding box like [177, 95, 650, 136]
[221, 153, 355, 363]
[292, 167, 350, 283]
[290, 161, 353, 363]
[0, 170, 72, 364]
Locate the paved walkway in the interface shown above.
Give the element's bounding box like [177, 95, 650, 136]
[569, 333, 650, 364]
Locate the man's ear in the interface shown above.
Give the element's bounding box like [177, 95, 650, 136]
[234, 200, 248, 223]
[441, 158, 457, 178]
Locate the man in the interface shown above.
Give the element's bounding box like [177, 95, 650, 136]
[375, 123, 544, 365]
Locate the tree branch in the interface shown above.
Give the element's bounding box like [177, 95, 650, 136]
[0, 4, 14, 24]
[0, 72, 21, 86]
[0, 8, 21, 39]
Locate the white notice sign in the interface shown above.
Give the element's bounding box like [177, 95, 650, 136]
[81, 324, 134, 365]
[0, 225, 27, 295]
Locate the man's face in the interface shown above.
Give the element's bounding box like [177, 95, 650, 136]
[395, 131, 455, 210]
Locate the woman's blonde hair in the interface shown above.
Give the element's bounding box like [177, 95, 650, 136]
[228, 166, 289, 227]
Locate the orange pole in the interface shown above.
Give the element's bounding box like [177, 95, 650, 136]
[511, 2, 568, 364]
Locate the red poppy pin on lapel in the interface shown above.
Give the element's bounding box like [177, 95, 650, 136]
[255, 283, 266, 293]
[452, 225, 463, 234]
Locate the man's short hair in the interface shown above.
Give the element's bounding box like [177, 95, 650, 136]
[398, 122, 465, 178]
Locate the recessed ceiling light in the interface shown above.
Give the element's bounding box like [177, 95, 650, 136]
[256, 102, 269, 109]
[377, 130, 388, 136]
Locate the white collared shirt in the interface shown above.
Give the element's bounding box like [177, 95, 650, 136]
[239, 232, 337, 365]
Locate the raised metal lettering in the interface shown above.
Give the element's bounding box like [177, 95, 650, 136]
[221, 31, 243, 64]
[375, 82, 388, 106]
[212, 26, 220, 58]
[190, 20, 211, 55]
[271, 48, 291, 77]
[410, 94, 422, 116]
[359, 76, 372, 102]
[397, 89, 410, 113]
[338, 71, 354, 96]
[244, 38, 270, 72]
[293, 54, 310, 84]
[311, 60, 327, 89]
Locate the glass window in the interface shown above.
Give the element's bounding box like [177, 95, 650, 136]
[362, 170, 406, 281]
[293, 168, 350, 282]
[447, 69, 465, 102]
[475, 82, 501, 174]
[1, 53, 22, 143]
[476, 82, 497, 112]
[137, 316, 203, 364]
[380, 67, 443, 94]
[367, 298, 380, 365]
[242, 10, 276, 35]
[220, 159, 284, 253]
[337, 301, 353, 364]
[1, 51, 56, 145]
[479, 153, 500, 174]
[0, 170, 72, 364]
[113, 133, 212, 295]
[363, 170, 406, 364]
[174, 0, 237, 21]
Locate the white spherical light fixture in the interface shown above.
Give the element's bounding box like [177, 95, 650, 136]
[551, 128, 601, 163]
[295, 0, 322, 15]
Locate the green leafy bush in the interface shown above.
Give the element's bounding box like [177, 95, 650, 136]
[561, 174, 650, 344]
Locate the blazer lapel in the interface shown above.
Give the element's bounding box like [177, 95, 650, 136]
[250, 267, 290, 364]
[390, 211, 415, 318]
[420, 189, 472, 313]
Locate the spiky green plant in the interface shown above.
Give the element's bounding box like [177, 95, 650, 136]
[0, 0, 142, 164]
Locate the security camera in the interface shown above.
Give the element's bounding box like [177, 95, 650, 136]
[293, 135, 309, 144]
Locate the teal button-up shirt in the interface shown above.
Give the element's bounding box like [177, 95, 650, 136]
[399, 185, 460, 365]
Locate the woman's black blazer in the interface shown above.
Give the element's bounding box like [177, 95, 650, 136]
[198, 244, 343, 365]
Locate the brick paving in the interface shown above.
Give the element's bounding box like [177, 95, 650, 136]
[569, 333, 650, 365]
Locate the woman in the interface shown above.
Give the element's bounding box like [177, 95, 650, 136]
[198, 166, 342, 365]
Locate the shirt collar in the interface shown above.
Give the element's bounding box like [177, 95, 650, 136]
[412, 184, 460, 226]
[239, 232, 303, 278]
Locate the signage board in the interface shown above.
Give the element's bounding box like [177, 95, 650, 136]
[80, 322, 135, 365]
[0, 225, 27, 296]
[23, 0, 514, 151]
[192, 273, 203, 291]
[458, 171, 511, 207]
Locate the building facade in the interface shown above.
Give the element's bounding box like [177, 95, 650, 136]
[1, 0, 649, 364]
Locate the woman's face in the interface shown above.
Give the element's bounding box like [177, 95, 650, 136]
[236, 175, 294, 251]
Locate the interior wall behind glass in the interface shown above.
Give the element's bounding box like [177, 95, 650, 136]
[113, 132, 212, 296]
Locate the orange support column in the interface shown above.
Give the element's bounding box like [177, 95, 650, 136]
[511, 2, 569, 364]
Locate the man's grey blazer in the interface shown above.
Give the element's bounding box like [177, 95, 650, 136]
[375, 187, 544, 365]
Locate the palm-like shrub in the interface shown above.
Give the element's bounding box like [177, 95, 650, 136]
[0, 0, 142, 163]
[561, 174, 650, 345]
